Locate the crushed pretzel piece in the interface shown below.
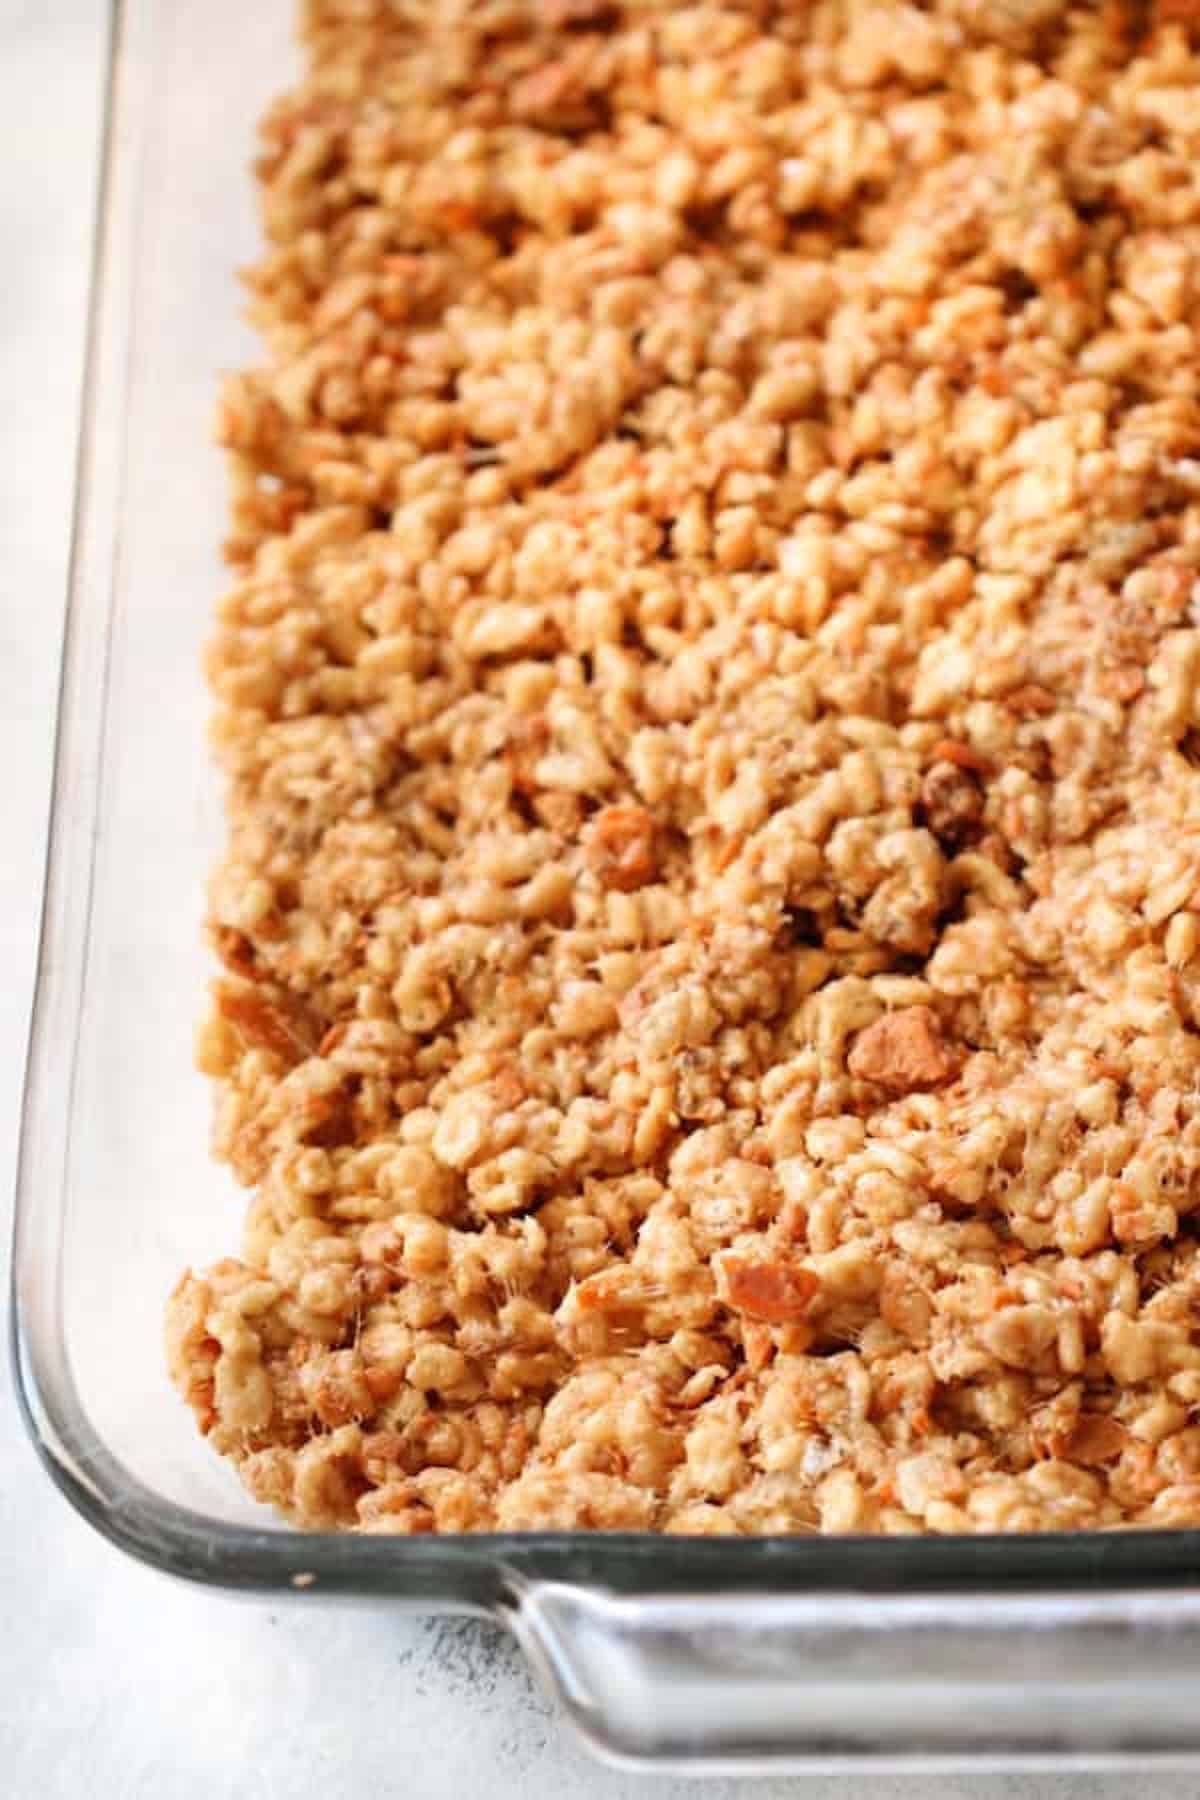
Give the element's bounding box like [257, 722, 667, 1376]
[720, 1257, 820, 1325]
[847, 1008, 959, 1094]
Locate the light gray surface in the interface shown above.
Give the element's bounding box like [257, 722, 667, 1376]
[0, 4, 1193, 1796]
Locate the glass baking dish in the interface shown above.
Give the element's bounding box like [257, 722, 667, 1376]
[15, 0, 1200, 1771]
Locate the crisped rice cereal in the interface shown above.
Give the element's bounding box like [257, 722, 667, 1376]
[168, 0, 1200, 1536]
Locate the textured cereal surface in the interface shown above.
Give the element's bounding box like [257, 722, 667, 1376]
[168, 0, 1200, 1535]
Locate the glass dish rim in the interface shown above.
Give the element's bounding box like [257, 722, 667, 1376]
[14, 0, 1200, 1611]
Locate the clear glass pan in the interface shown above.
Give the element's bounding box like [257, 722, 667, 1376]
[15, 0, 1200, 1770]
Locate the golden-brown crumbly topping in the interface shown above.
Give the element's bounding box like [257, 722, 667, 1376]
[169, 0, 1200, 1535]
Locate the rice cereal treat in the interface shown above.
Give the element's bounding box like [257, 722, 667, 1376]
[168, 0, 1200, 1536]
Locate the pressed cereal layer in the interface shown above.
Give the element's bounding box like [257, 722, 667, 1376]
[169, 0, 1200, 1535]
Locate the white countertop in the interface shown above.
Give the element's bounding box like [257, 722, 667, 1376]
[2, 5, 1197, 1795]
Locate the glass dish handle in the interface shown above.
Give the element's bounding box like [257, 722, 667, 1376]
[507, 1582, 1200, 1768]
